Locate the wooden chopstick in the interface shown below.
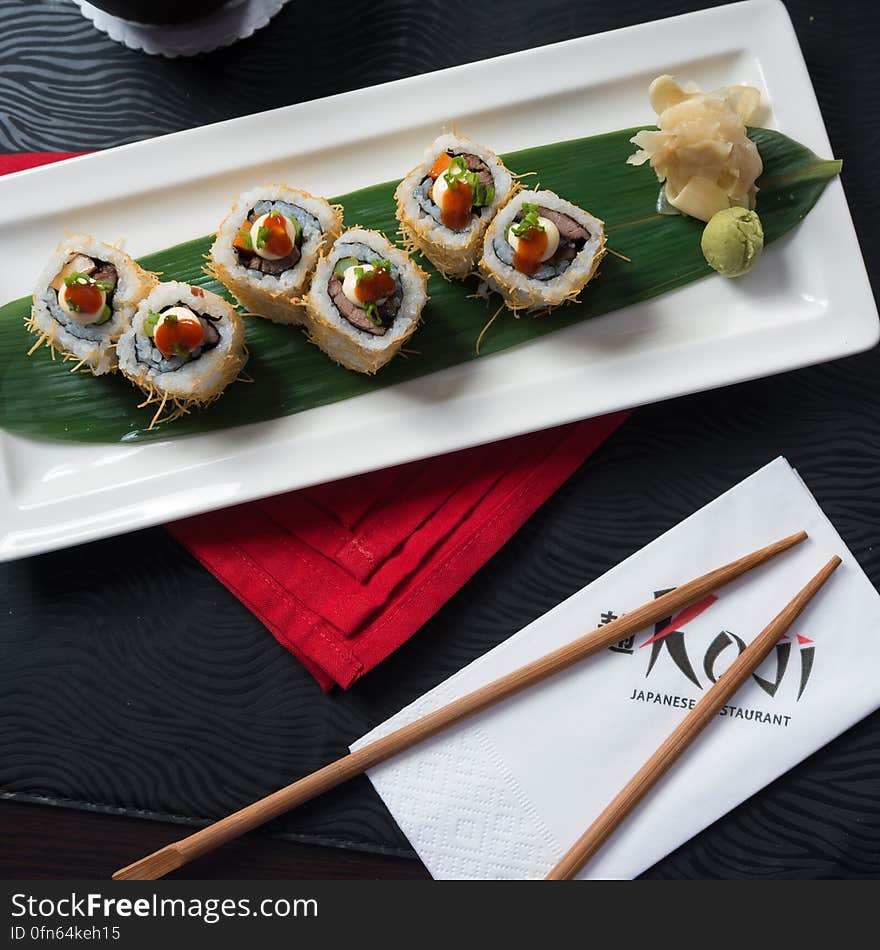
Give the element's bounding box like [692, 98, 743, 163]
[545, 554, 841, 880]
[113, 530, 807, 880]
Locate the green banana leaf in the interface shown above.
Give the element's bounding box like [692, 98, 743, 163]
[0, 127, 841, 444]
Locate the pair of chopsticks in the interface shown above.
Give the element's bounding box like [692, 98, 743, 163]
[114, 530, 838, 881]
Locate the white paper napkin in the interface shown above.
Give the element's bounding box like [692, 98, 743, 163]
[352, 457, 880, 879]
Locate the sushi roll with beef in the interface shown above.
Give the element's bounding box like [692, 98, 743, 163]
[479, 190, 606, 312]
[210, 185, 343, 324]
[303, 228, 428, 374]
[395, 134, 515, 278]
[116, 282, 246, 426]
[28, 234, 156, 375]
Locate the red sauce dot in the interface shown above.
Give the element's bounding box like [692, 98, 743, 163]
[154, 314, 205, 359]
[355, 267, 396, 304]
[64, 282, 103, 315]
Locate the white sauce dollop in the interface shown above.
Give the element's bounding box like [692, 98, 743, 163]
[250, 212, 298, 261]
[431, 173, 451, 208]
[507, 216, 561, 262]
[341, 264, 389, 306]
[58, 282, 107, 325]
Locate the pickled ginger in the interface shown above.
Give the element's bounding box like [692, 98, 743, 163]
[627, 75, 764, 222]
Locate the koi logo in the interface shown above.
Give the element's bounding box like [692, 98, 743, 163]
[703, 630, 815, 700]
[610, 589, 816, 700]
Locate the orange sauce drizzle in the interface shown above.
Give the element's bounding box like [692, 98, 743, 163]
[513, 227, 548, 277]
[260, 212, 293, 257]
[428, 152, 473, 230]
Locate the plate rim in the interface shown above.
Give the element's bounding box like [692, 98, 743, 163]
[1, 0, 876, 562]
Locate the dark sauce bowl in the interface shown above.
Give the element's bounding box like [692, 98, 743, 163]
[85, 0, 232, 25]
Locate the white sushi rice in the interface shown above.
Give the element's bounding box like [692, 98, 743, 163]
[211, 184, 340, 296]
[116, 281, 246, 404]
[479, 189, 606, 311]
[396, 134, 514, 276]
[304, 228, 428, 374]
[29, 234, 155, 375]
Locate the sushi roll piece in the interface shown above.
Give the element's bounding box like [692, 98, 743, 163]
[116, 281, 246, 426]
[479, 190, 606, 312]
[28, 234, 156, 375]
[303, 228, 428, 374]
[395, 133, 515, 278]
[209, 184, 342, 324]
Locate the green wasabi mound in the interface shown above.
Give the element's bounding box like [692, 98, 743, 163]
[700, 207, 764, 278]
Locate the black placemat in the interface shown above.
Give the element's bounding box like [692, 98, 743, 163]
[2, 0, 879, 877]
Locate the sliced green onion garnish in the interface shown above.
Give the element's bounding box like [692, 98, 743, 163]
[442, 160, 495, 207]
[469, 176, 495, 208]
[510, 203, 545, 237]
[363, 302, 383, 326]
[443, 155, 468, 188]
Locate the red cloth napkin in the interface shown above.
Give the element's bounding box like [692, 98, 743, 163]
[6, 150, 631, 689]
[169, 416, 628, 688]
[0, 152, 87, 175]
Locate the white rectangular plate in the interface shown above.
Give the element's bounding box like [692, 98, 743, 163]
[0, 0, 876, 562]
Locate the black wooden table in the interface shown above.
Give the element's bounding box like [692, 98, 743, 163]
[1, 0, 879, 880]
